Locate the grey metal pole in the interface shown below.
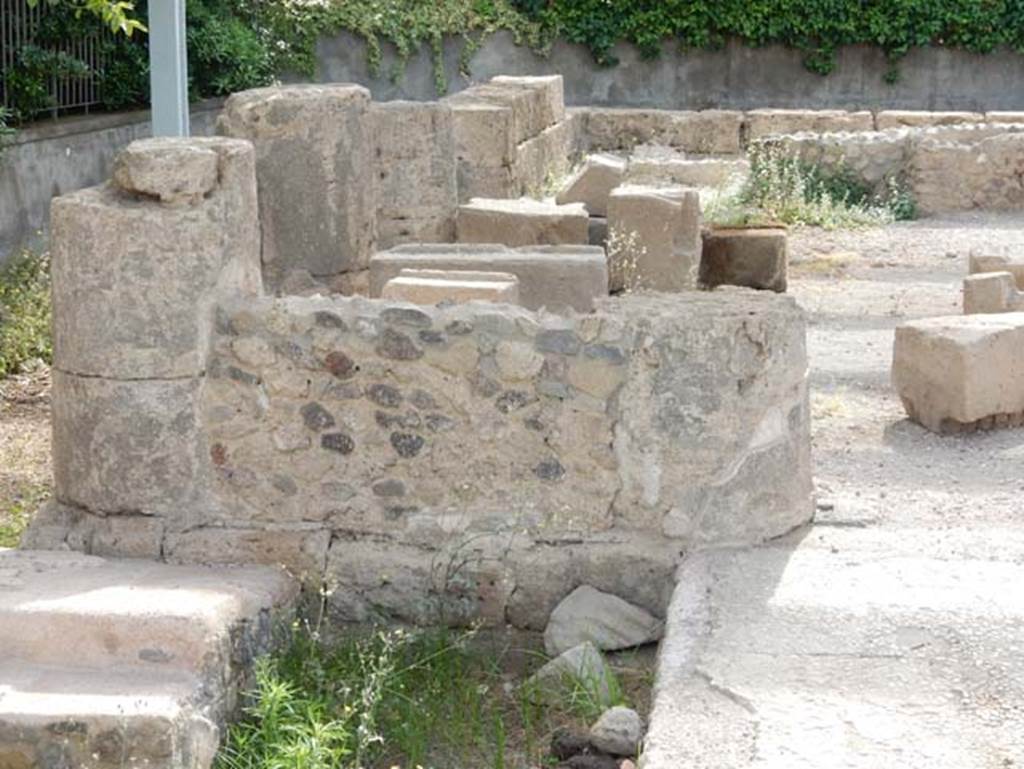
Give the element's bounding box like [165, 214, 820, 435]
[149, 0, 189, 137]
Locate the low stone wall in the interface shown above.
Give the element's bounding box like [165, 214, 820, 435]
[767, 123, 1024, 215]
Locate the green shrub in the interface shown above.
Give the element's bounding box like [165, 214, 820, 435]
[707, 144, 916, 230]
[0, 250, 53, 379]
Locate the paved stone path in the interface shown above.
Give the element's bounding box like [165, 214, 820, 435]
[644, 213, 1024, 768]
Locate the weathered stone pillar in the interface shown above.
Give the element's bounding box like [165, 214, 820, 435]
[217, 84, 378, 291]
[26, 137, 261, 555]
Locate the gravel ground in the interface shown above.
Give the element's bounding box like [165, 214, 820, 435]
[789, 211, 1024, 540]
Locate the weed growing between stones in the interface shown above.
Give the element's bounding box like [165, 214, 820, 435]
[216, 618, 646, 769]
[0, 249, 52, 379]
[707, 144, 916, 230]
[606, 226, 646, 292]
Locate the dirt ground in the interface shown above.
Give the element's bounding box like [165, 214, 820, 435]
[789, 211, 1024, 537]
[0, 363, 51, 546]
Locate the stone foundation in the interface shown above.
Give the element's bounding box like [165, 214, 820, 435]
[29, 79, 815, 631]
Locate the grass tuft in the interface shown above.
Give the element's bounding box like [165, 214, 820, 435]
[0, 249, 52, 380]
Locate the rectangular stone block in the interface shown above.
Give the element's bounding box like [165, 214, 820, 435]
[983, 112, 1024, 125]
[744, 109, 874, 141]
[513, 116, 578, 198]
[607, 185, 702, 292]
[556, 153, 627, 217]
[893, 313, 1024, 433]
[578, 109, 743, 155]
[450, 80, 550, 145]
[963, 272, 1023, 314]
[457, 197, 588, 248]
[700, 227, 788, 293]
[370, 101, 457, 249]
[627, 146, 749, 188]
[491, 74, 565, 128]
[658, 110, 745, 155]
[969, 253, 1024, 290]
[875, 110, 983, 130]
[218, 85, 377, 287]
[382, 269, 520, 305]
[165, 526, 330, 581]
[50, 138, 261, 379]
[369, 243, 608, 313]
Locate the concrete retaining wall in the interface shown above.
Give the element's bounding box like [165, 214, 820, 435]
[315, 31, 1024, 112]
[0, 100, 221, 265]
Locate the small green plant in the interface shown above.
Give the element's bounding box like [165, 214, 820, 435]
[0, 250, 53, 380]
[707, 144, 916, 231]
[0, 482, 48, 548]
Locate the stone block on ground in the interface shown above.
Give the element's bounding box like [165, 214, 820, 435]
[217, 84, 376, 288]
[371, 243, 608, 313]
[457, 197, 589, 247]
[556, 153, 628, 216]
[607, 184, 702, 292]
[544, 585, 664, 656]
[700, 227, 788, 293]
[744, 109, 874, 141]
[382, 269, 521, 305]
[51, 137, 261, 379]
[525, 641, 617, 708]
[370, 100, 457, 249]
[893, 313, 1024, 433]
[969, 253, 1024, 289]
[589, 706, 643, 757]
[628, 146, 750, 189]
[963, 272, 1024, 314]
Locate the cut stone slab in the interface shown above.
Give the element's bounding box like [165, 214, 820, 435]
[369, 243, 609, 313]
[556, 153, 628, 217]
[112, 138, 219, 205]
[589, 706, 643, 756]
[0, 549, 296, 672]
[963, 271, 1024, 314]
[457, 197, 589, 248]
[643, 531, 1024, 769]
[0, 549, 297, 769]
[491, 74, 566, 128]
[544, 585, 664, 656]
[744, 109, 874, 141]
[525, 641, 617, 709]
[607, 184, 702, 292]
[700, 227, 788, 293]
[875, 110, 983, 130]
[381, 269, 520, 305]
[969, 253, 1024, 289]
[628, 145, 749, 188]
[892, 313, 1024, 433]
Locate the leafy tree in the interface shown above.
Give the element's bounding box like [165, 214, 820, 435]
[26, 0, 145, 36]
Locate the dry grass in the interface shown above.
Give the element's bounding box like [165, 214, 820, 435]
[0, 363, 51, 547]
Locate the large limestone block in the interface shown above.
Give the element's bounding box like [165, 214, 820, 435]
[52, 371, 207, 516]
[218, 84, 376, 286]
[370, 101, 457, 248]
[963, 272, 1024, 314]
[556, 153, 627, 216]
[628, 145, 749, 189]
[50, 137, 261, 379]
[491, 74, 566, 128]
[457, 197, 589, 247]
[893, 313, 1024, 433]
[744, 109, 874, 141]
[382, 269, 520, 305]
[875, 110, 983, 130]
[578, 109, 743, 155]
[369, 243, 608, 312]
[449, 80, 551, 145]
[700, 227, 788, 293]
[607, 184, 702, 292]
[969, 253, 1024, 290]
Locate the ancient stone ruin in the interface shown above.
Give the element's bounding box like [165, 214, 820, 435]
[13, 73, 1024, 768]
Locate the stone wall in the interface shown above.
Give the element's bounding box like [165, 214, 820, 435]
[766, 123, 1024, 215]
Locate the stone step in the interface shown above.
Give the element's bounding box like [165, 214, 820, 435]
[0, 549, 297, 674]
[0, 662, 216, 769]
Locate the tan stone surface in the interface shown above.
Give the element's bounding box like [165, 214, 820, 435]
[969, 253, 1024, 289]
[875, 110, 983, 130]
[893, 312, 1024, 432]
[556, 153, 627, 216]
[218, 84, 376, 287]
[744, 109, 874, 141]
[607, 184, 702, 292]
[457, 197, 589, 247]
[382, 269, 520, 305]
[700, 227, 788, 293]
[963, 272, 1023, 314]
